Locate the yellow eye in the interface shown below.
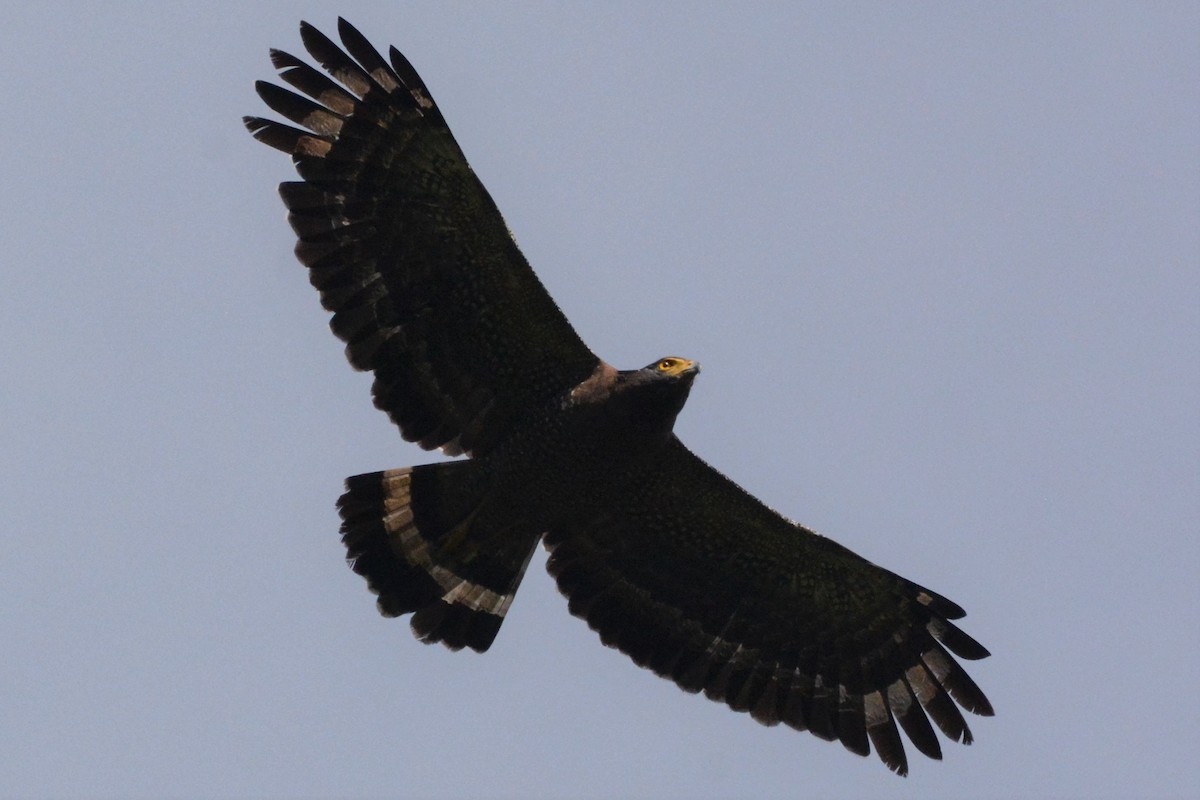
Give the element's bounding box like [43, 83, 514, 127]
[659, 359, 675, 371]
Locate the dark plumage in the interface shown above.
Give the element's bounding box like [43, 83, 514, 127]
[245, 19, 993, 775]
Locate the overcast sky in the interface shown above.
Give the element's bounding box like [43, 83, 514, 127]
[3, 3, 1197, 799]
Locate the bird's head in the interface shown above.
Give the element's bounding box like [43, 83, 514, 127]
[646, 356, 701, 381]
[608, 356, 701, 438]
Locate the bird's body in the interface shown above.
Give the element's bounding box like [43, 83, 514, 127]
[246, 18, 993, 775]
[340, 356, 700, 652]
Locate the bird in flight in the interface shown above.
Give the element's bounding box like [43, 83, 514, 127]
[244, 18, 993, 775]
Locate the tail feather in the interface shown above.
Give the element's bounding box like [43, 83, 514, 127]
[338, 462, 539, 652]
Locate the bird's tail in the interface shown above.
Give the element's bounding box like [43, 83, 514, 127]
[338, 462, 540, 652]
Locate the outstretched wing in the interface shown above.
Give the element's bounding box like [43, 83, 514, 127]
[245, 19, 598, 456]
[545, 437, 993, 775]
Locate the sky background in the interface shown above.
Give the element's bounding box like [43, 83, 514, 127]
[3, 3, 1197, 799]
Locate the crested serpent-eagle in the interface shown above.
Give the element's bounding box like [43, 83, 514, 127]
[244, 18, 993, 775]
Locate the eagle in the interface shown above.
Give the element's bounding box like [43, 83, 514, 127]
[244, 18, 993, 775]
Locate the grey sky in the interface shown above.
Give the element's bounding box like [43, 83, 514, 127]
[3, 3, 1197, 798]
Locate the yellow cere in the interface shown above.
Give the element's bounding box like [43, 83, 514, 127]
[656, 357, 697, 376]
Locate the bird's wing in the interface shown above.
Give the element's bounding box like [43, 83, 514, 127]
[245, 19, 599, 456]
[545, 437, 993, 775]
